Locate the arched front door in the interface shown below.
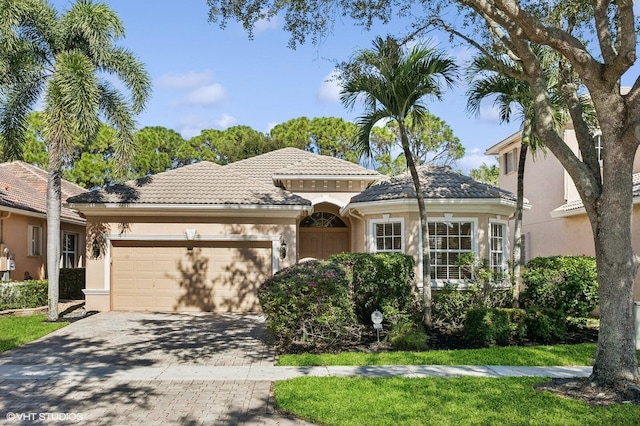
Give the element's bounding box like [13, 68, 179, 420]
[299, 212, 349, 260]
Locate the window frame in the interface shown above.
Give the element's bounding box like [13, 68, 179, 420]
[503, 149, 516, 174]
[27, 225, 43, 257]
[369, 217, 405, 254]
[61, 231, 78, 268]
[489, 219, 509, 278]
[427, 217, 478, 284]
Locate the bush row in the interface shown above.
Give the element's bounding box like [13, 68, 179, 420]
[0, 268, 86, 311]
[463, 307, 566, 345]
[258, 253, 420, 352]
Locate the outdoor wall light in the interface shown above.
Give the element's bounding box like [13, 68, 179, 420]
[92, 239, 100, 259]
[279, 240, 287, 260]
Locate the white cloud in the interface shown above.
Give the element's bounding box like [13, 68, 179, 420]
[212, 114, 237, 129]
[175, 113, 238, 139]
[479, 105, 501, 122]
[156, 70, 214, 90]
[181, 84, 227, 107]
[317, 71, 341, 104]
[458, 148, 498, 175]
[265, 121, 278, 133]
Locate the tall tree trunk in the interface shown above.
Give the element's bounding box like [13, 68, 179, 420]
[512, 135, 529, 308]
[588, 129, 639, 386]
[46, 153, 62, 322]
[399, 121, 432, 328]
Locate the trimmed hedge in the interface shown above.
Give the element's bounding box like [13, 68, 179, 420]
[259, 253, 420, 352]
[258, 260, 361, 350]
[463, 307, 567, 345]
[520, 256, 598, 317]
[329, 252, 420, 326]
[59, 268, 85, 299]
[0, 280, 48, 310]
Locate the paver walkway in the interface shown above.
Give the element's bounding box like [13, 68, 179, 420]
[0, 312, 308, 425]
[0, 311, 598, 425]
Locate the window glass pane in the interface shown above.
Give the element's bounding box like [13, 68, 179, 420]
[376, 224, 384, 236]
[393, 237, 401, 250]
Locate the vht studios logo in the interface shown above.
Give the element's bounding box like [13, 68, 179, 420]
[6, 412, 84, 422]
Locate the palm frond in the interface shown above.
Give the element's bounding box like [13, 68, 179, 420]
[97, 46, 151, 114]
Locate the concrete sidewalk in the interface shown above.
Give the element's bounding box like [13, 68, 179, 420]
[0, 363, 594, 381]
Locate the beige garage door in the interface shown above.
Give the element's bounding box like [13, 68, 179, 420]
[111, 241, 272, 312]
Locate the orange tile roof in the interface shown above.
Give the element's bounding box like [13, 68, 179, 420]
[0, 161, 86, 222]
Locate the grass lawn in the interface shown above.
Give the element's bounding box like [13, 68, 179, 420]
[278, 343, 605, 367]
[0, 315, 68, 353]
[275, 376, 640, 426]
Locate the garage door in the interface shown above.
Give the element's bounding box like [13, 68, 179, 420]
[111, 241, 272, 312]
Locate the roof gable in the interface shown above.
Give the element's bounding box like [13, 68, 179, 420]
[0, 161, 86, 222]
[67, 161, 311, 206]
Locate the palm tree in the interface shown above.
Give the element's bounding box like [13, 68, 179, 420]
[0, 0, 151, 320]
[466, 52, 567, 306]
[339, 36, 458, 327]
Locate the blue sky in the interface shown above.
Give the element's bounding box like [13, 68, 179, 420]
[48, 1, 639, 173]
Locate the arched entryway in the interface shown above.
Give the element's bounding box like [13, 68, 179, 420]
[299, 209, 350, 260]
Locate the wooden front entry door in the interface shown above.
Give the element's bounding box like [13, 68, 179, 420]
[299, 228, 349, 260]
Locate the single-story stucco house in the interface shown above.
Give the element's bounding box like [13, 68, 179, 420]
[66, 148, 518, 313]
[0, 161, 87, 281]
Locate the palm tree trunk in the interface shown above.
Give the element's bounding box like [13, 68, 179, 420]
[46, 153, 62, 322]
[399, 122, 432, 328]
[512, 136, 529, 308]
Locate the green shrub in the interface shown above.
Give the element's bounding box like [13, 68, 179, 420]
[525, 309, 567, 343]
[433, 283, 513, 334]
[388, 322, 429, 351]
[59, 268, 85, 299]
[258, 260, 361, 351]
[329, 252, 420, 326]
[0, 280, 48, 310]
[463, 308, 527, 346]
[521, 256, 598, 317]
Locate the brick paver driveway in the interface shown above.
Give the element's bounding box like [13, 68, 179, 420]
[0, 312, 310, 425]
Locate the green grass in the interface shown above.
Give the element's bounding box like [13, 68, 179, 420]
[278, 343, 603, 367]
[0, 315, 68, 353]
[275, 376, 640, 426]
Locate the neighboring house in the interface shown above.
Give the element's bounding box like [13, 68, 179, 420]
[0, 161, 87, 281]
[67, 147, 517, 313]
[485, 126, 640, 299]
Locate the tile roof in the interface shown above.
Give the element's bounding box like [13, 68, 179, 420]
[349, 166, 517, 203]
[66, 161, 311, 206]
[224, 147, 379, 185]
[552, 172, 640, 213]
[0, 161, 86, 222]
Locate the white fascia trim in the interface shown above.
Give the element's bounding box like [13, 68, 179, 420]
[344, 198, 521, 215]
[272, 174, 380, 181]
[551, 195, 640, 218]
[0, 205, 86, 225]
[107, 233, 280, 242]
[67, 203, 312, 217]
[484, 131, 521, 155]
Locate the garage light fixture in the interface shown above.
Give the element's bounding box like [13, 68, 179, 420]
[279, 239, 287, 260]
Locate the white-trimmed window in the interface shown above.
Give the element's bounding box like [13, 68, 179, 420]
[489, 221, 508, 276]
[503, 149, 516, 174]
[370, 217, 404, 253]
[429, 220, 475, 281]
[62, 232, 77, 268]
[27, 225, 42, 256]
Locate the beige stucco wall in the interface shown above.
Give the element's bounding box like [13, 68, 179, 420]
[83, 214, 299, 311]
[0, 212, 85, 281]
